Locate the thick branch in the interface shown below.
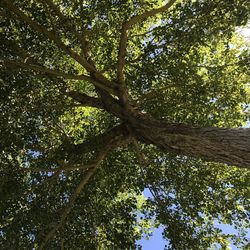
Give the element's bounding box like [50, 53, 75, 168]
[117, 0, 176, 83]
[117, 24, 129, 83]
[128, 0, 177, 26]
[66, 123, 131, 156]
[65, 90, 104, 109]
[3, 0, 90, 69]
[22, 124, 130, 174]
[2, 59, 116, 93]
[132, 115, 250, 169]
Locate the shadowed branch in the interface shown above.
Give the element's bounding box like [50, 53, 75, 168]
[37, 126, 132, 249]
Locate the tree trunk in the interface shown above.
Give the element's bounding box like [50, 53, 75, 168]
[130, 115, 250, 169]
[75, 93, 250, 168]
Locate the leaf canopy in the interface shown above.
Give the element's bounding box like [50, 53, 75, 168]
[0, 0, 250, 249]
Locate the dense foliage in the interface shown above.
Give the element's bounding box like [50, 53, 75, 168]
[0, 0, 250, 249]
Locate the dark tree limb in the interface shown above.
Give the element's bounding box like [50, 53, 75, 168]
[2, 59, 116, 94]
[3, 0, 91, 70]
[2, 59, 108, 110]
[67, 123, 131, 156]
[65, 90, 104, 109]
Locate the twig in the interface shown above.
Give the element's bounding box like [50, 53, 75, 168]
[132, 140, 165, 207]
[137, 83, 179, 104]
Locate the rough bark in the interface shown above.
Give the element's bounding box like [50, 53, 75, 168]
[130, 115, 250, 169]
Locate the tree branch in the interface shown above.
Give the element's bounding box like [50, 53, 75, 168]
[3, 0, 90, 69]
[128, 0, 177, 26]
[117, 0, 177, 83]
[65, 90, 104, 109]
[38, 0, 85, 44]
[117, 24, 129, 84]
[18, 148, 108, 173]
[3, 0, 118, 93]
[39, 0, 90, 59]
[2, 59, 98, 82]
[37, 168, 96, 250]
[20, 124, 130, 175]
[2, 59, 116, 94]
[37, 128, 131, 249]
[66, 123, 131, 156]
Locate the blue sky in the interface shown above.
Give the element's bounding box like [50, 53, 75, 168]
[140, 227, 166, 249]
[139, 187, 250, 250]
[140, 222, 250, 250]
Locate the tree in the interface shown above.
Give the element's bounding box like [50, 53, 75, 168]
[0, 0, 249, 249]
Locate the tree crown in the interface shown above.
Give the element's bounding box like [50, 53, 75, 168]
[0, 0, 250, 249]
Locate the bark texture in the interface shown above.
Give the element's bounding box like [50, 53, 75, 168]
[130, 115, 250, 169]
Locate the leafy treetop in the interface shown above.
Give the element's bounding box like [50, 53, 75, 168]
[0, 0, 250, 249]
